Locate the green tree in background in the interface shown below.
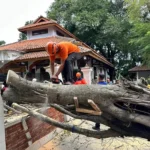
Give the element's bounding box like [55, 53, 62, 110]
[18, 20, 33, 41]
[47, 0, 138, 77]
[0, 40, 6, 46]
[125, 0, 150, 66]
[125, 0, 150, 21]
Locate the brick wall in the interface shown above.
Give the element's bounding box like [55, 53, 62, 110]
[5, 108, 64, 150]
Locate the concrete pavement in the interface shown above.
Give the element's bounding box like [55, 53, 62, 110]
[38, 118, 150, 150]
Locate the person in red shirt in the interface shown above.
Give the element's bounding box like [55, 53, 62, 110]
[74, 72, 87, 85]
[1, 81, 8, 96]
[1, 81, 12, 107]
[45, 42, 82, 84]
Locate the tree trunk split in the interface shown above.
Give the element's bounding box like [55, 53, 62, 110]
[3, 70, 150, 140]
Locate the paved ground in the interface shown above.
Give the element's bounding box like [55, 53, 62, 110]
[38, 118, 150, 150]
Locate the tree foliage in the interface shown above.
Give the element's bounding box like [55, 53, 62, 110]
[46, 0, 139, 77]
[125, 0, 150, 22]
[0, 40, 6, 46]
[125, 0, 150, 66]
[18, 20, 33, 41]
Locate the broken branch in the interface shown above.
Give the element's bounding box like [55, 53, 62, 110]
[12, 103, 121, 139]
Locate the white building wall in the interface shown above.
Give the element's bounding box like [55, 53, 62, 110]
[0, 51, 22, 68]
[27, 26, 57, 40]
[26, 26, 71, 40]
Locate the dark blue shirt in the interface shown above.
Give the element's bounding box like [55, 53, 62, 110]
[76, 78, 82, 81]
[98, 81, 107, 85]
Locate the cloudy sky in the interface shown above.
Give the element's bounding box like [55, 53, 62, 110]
[0, 0, 54, 44]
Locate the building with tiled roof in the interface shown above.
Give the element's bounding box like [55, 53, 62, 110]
[0, 16, 113, 82]
[129, 65, 150, 81]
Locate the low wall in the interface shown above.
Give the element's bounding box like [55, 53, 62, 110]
[5, 107, 64, 150]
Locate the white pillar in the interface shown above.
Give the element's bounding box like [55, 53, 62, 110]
[0, 96, 6, 150]
[81, 65, 93, 85]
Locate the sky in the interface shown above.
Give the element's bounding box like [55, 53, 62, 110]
[0, 0, 54, 44]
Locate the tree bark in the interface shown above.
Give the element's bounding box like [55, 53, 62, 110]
[12, 103, 121, 139]
[3, 70, 150, 140]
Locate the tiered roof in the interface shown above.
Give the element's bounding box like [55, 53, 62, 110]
[0, 16, 113, 67]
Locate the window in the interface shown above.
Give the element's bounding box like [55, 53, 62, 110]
[56, 30, 64, 36]
[32, 29, 48, 36]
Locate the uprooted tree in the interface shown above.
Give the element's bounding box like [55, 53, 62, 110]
[2, 70, 150, 140]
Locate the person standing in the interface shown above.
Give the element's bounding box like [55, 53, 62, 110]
[1, 81, 8, 96]
[92, 74, 107, 130]
[1, 81, 12, 114]
[97, 74, 107, 85]
[45, 42, 82, 84]
[74, 72, 87, 85]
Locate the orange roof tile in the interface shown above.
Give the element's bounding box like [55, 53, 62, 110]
[18, 16, 57, 32]
[15, 51, 48, 61]
[15, 46, 91, 61]
[18, 21, 56, 32]
[33, 16, 51, 24]
[0, 36, 113, 67]
[0, 36, 74, 52]
[129, 66, 150, 72]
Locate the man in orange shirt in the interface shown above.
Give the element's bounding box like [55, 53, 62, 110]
[45, 42, 82, 84]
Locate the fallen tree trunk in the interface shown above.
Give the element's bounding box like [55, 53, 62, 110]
[3, 70, 150, 140]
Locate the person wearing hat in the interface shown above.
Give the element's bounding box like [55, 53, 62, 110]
[45, 42, 82, 84]
[74, 72, 87, 85]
